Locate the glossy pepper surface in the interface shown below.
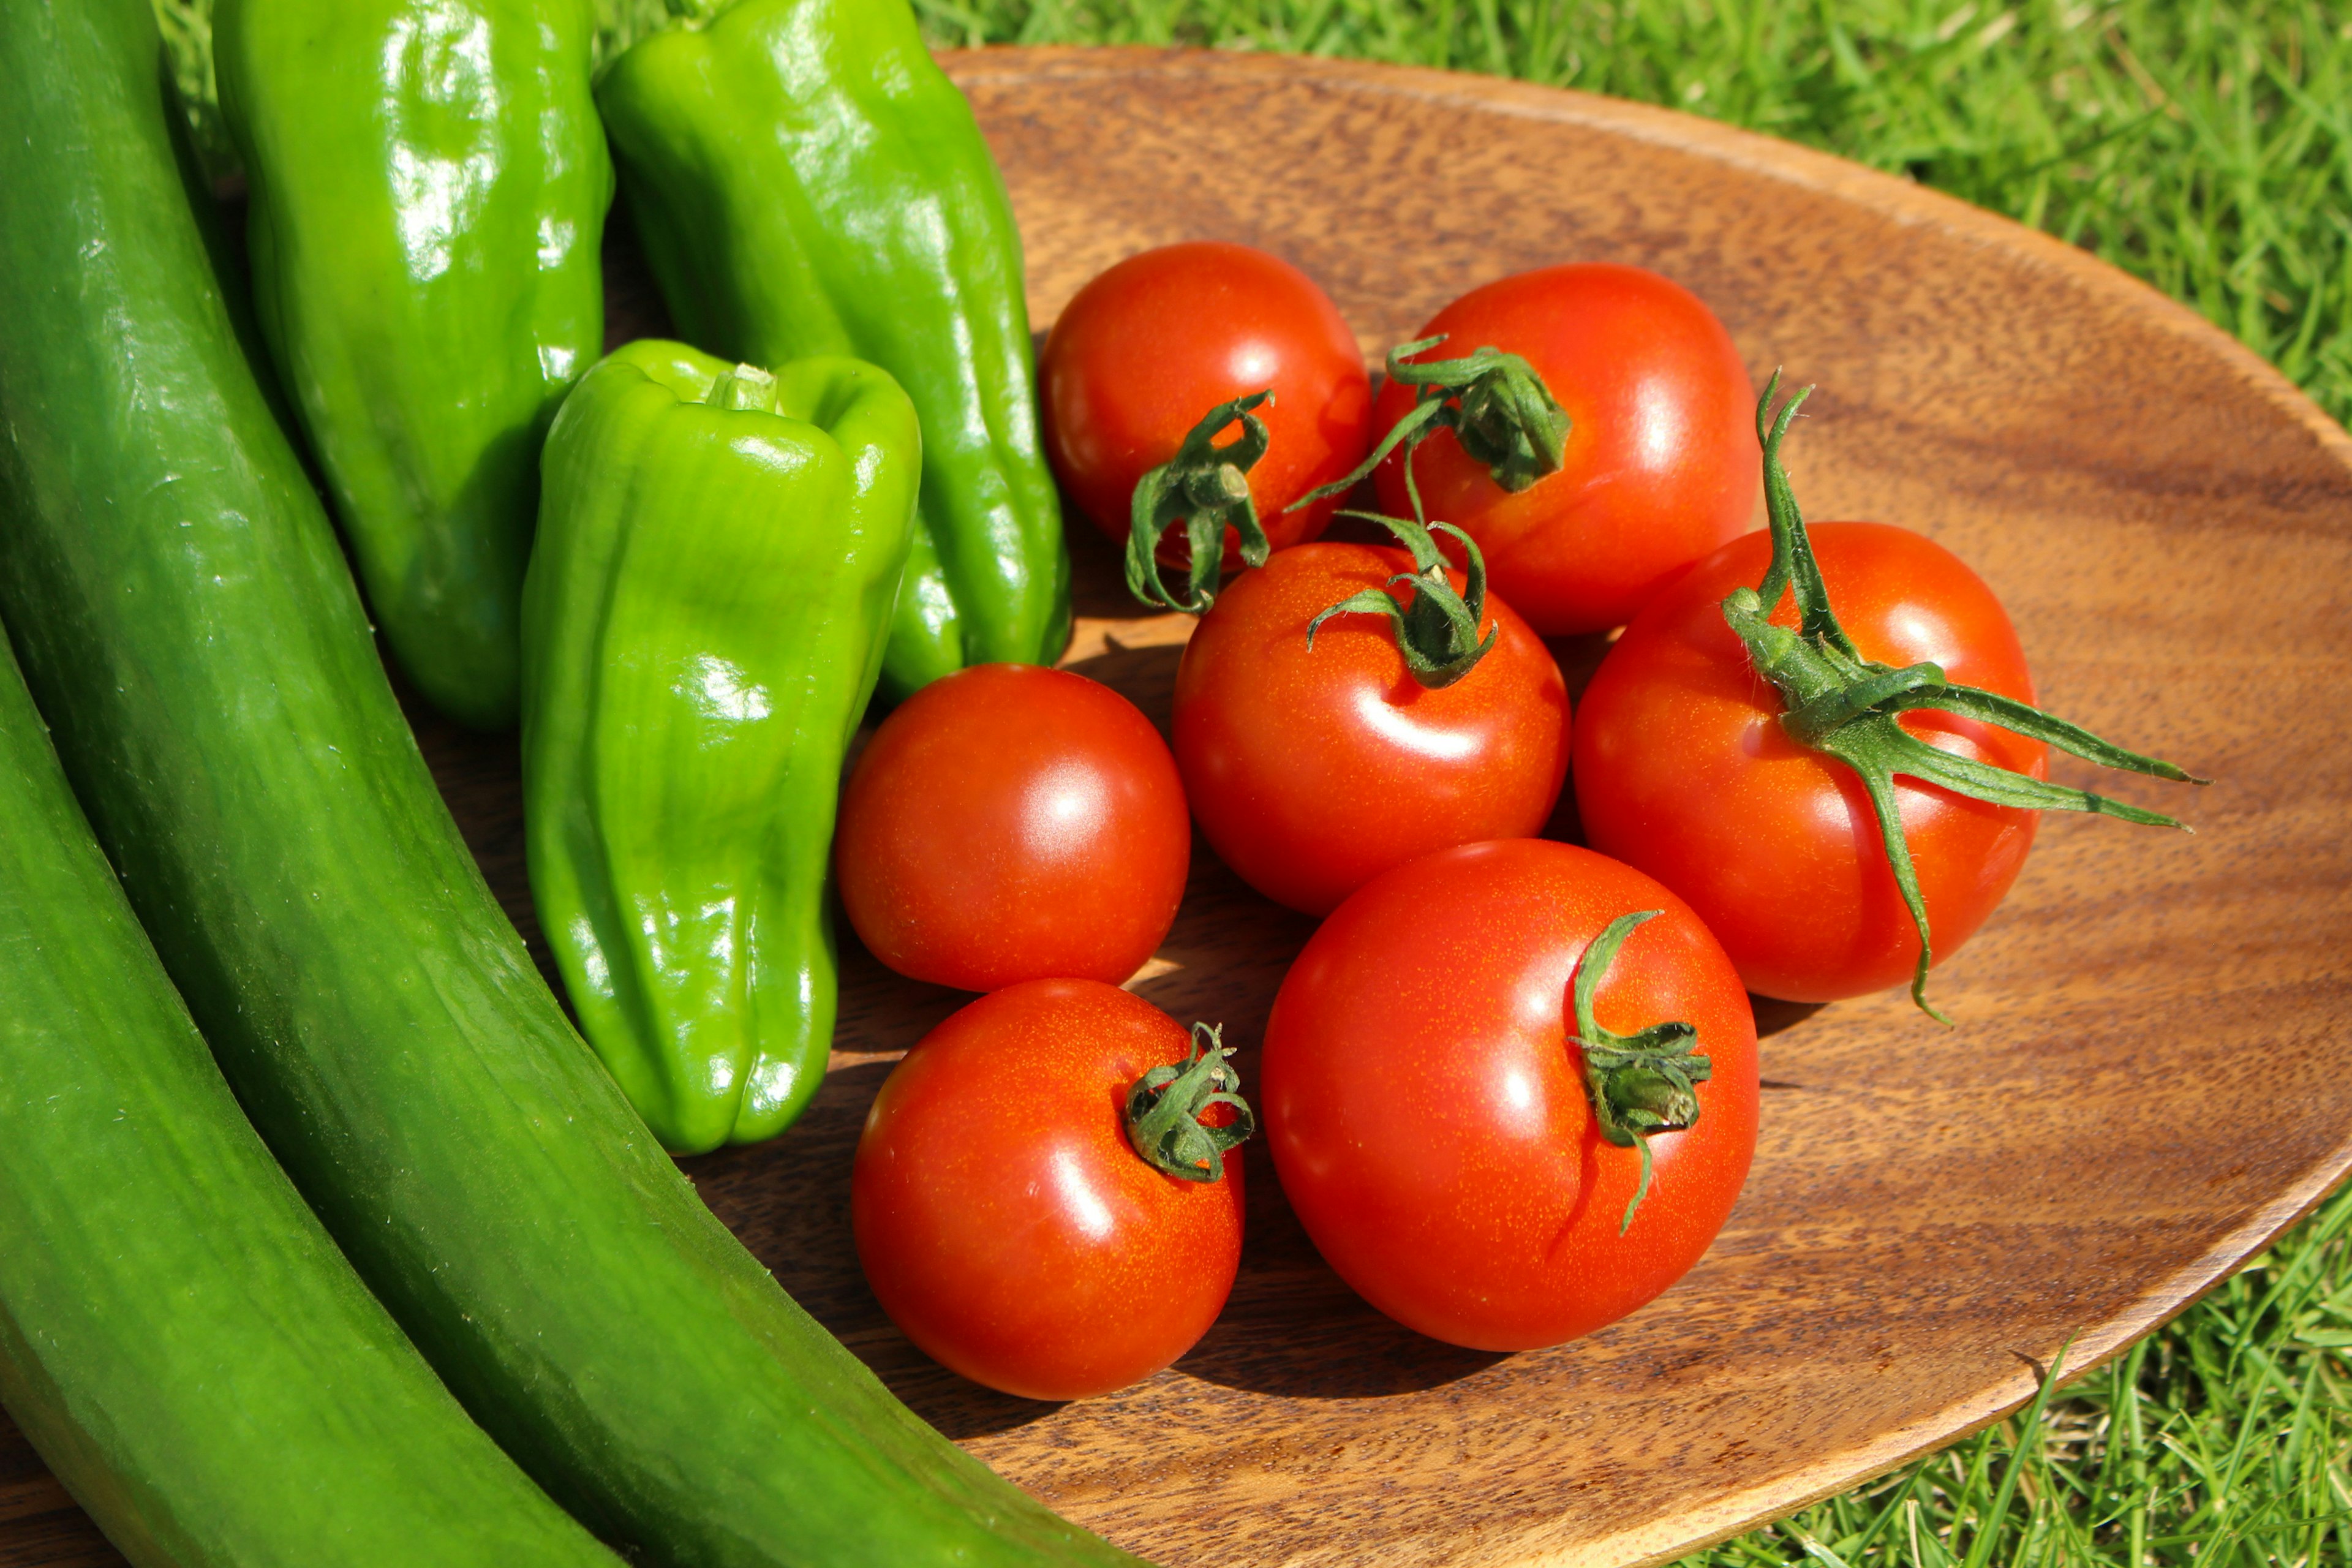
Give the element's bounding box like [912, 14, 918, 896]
[595, 0, 1069, 702]
[522, 339, 919, 1153]
[215, 0, 611, 729]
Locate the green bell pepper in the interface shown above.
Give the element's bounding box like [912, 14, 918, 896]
[522, 339, 919, 1153]
[595, 0, 1069, 703]
[215, 0, 611, 729]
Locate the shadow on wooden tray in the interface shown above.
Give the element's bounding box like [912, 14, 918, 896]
[677, 840, 1515, 1443]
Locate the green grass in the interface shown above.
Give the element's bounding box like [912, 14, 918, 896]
[899, 4, 2352, 1559]
[147, 0, 2352, 1559]
[1686, 1193, 2352, 1568]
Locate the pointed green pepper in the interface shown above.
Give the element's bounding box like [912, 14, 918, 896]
[215, 0, 612, 729]
[595, 0, 1071, 703]
[522, 340, 920, 1152]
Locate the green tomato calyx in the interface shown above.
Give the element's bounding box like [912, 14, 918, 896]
[1125, 1022, 1257, 1183]
[1725, 374, 2210, 1023]
[1569, 911, 1712, 1234]
[1290, 334, 1572, 526]
[1126, 393, 1276, 615]
[1306, 510, 1499, 688]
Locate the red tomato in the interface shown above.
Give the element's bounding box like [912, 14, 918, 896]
[853, 980, 1245, 1400]
[1171, 543, 1569, 916]
[1262, 840, 1758, 1351]
[1040, 241, 1372, 557]
[835, 664, 1188, 992]
[1573, 521, 2047, 1003]
[1370, 263, 1758, 635]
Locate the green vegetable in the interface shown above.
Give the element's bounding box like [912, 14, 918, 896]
[524, 341, 919, 1152]
[596, 0, 1071, 702]
[213, 0, 612, 729]
[0, 623, 620, 1568]
[0, 3, 1144, 1565]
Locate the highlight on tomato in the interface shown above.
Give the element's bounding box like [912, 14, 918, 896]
[835, 664, 1189, 993]
[1261, 839, 1759, 1352]
[1574, 377, 2206, 1016]
[1038, 240, 1372, 579]
[1171, 511, 1569, 916]
[1363, 262, 1761, 636]
[852, 980, 1253, 1401]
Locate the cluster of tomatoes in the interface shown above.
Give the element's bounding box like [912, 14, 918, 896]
[832, 241, 2199, 1403]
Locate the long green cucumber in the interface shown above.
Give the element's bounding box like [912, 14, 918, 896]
[0, 5, 1143, 1567]
[0, 624, 620, 1568]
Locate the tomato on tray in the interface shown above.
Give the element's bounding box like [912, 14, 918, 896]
[1370, 262, 1759, 635]
[1577, 520, 2047, 1004]
[836, 663, 1189, 993]
[1172, 520, 1569, 916]
[853, 980, 1251, 1401]
[1574, 380, 2202, 1012]
[1262, 839, 1759, 1352]
[1040, 241, 1371, 560]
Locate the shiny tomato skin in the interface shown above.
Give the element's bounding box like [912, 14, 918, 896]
[853, 980, 1244, 1401]
[1172, 543, 1569, 916]
[1371, 263, 1758, 635]
[1263, 840, 1758, 1352]
[1041, 241, 1373, 556]
[835, 664, 1188, 992]
[1574, 521, 2046, 1003]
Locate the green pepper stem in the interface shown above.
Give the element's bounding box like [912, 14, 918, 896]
[706, 362, 778, 413]
[1124, 1023, 1257, 1183]
[1125, 394, 1275, 615]
[1569, 911, 1711, 1234]
[1724, 373, 2210, 1020]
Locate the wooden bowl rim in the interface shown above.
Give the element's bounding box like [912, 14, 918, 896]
[949, 43, 2352, 458]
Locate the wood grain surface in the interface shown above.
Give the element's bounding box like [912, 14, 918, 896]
[12, 43, 2352, 1568]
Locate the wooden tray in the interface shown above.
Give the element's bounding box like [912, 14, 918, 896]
[9, 44, 2351, 1568]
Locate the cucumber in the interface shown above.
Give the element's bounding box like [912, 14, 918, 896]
[0, 624, 620, 1568]
[0, 5, 1144, 1565]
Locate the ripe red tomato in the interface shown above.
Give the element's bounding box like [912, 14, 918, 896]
[1574, 521, 2047, 1003]
[1370, 263, 1758, 635]
[1040, 241, 1372, 557]
[835, 664, 1188, 992]
[853, 980, 1245, 1401]
[1262, 840, 1758, 1351]
[1171, 543, 1569, 916]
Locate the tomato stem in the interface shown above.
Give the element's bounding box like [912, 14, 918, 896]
[1725, 374, 2211, 1021]
[1569, 911, 1711, 1234]
[1126, 393, 1276, 614]
[1288, 334, 1570, 527]
[1304, 510, 1499, 687]
[1124, 1022, 1257, 1183]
